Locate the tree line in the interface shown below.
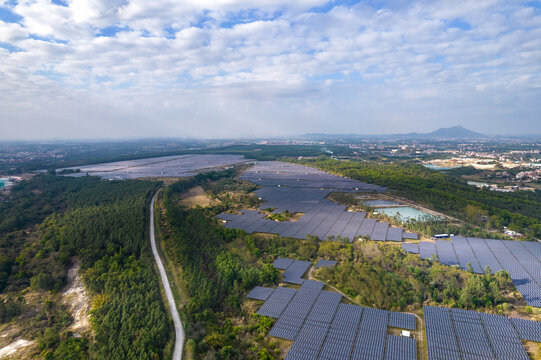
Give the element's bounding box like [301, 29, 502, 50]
[294, 157, 541, 238]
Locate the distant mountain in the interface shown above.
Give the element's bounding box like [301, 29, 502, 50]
[302, 126, 487, 140]
[418, 125, 486, 139]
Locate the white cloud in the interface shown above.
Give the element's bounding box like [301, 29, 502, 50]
[0, 20, 27, 42]
[0, 0, 540, 139]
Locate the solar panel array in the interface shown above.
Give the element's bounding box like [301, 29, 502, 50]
[419, 241, 437, 260]
[277, 259, 311, 284]
[385, 335, 417, 360]
[510, 317, 541, 342]
[388, 311, 417, 331]
[253, 286, 540, 359]
[241, 162, 387, 192]
[219, 161, 418, 242]
[386, 227, 404, 242]
[402, 237, 541, 307]
[315, 259, 338, 269]
[424, 306, 539, 360]
[401, 243, 420, 254]
[257, 286, 297, 318]
[482, 312, 529, 360]
[270, 280, 325, 340]
[250, 281, 418, 360]
[352, 307, 389, 359]
[287, 319, 330, 360]
[60, 154, 247, 179]
[425, 306, 461, 360]
[246, 286, 275, 301]
[433, 240, 458, 266]
[307, 291, 342, 324]
[320, 304, 363, 360]
[273, 257, 295, 270]
[452, 308, 494, 360]
[402, 232, 419, 240]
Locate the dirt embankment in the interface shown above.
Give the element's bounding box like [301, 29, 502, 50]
[0, 339, 34, 359]
[62, 259, 90, 335]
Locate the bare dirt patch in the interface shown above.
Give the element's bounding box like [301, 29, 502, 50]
[178, 186, 217, 208]
[63, 260, 90, 335]
[524, 341, 541, 360]
[289, 212, 304, 222]
[0, 339, 34, 359]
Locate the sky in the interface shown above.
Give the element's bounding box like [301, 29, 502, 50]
[0, 0, 540, 139]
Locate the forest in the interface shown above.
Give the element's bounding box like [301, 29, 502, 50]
[160, 171, 282, 359]
[294, 157, 541, 238]
[0, 175, 171, 359]
[159, 168, 527, 360]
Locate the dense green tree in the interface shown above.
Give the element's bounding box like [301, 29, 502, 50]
[294, 157, 541, 237]
[0, 175, 171, 358]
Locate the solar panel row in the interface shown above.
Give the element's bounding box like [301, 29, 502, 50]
[510, 317, 541, 342]
[434, 240, 458, 266]
[452, 237, 484, 273]
[401, 243, 420, 254]
[352, 307, 389, 359]
[220, 161, 418, 242]
[482, 313, 529, 360]
[271, 280, 325, 340]
[62, 154, 248, 180]
[385, 335, 417, 360]
[282, 260, 311, 284]
[388, 312, 416, 331]
[240, 162, 387, 193]
[274, 257, 295, 270]
[287, 320, 330, 360]
[307, 291, 342, 324]
[419, 241, 437, 260]
[371, 222, 390, 241]
[223, 205, 411, 241]
[484, 239, 541, 307]
[386, 227, 404, 242]
[467, 238, 503, 273]
[257, 286, 297, 318]
[253, 282, 418, 360]
[452, 309, 493, 360]
[246, 286, 275, 301]
[425, 306, 461, 360]
[402, 237, 541, 307]
[424, 306, 534, 360]
[276, 301, 541, 360]
[320, 304, 364, 360]
[402, 232, 419, 240]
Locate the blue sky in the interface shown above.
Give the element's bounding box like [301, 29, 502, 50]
[0, 0, 540, 139]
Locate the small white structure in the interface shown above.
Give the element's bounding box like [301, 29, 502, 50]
[401, 330, 411, 337]
[433, 234, 450, 239]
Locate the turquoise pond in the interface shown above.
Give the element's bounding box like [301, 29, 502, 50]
[376, 206, 440, 221]
[363, 199, 400, 207]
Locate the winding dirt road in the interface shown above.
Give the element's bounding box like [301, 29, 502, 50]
[150, 192, 184, 360]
